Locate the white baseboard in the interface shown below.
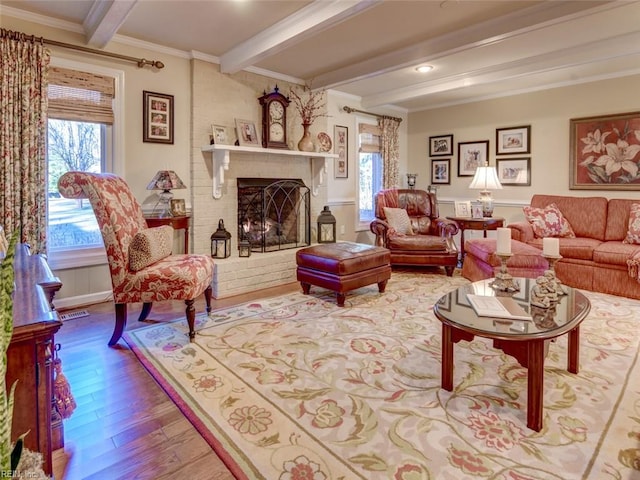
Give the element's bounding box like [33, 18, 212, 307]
[54, 291, 113, 310]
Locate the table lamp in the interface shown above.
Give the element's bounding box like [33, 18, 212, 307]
[146, 170, 186, 217]
[468, 162, 502, 217]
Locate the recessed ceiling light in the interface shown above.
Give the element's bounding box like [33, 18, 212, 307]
[415, 65, 433, 73]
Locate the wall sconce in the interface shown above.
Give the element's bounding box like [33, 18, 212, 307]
[238, 238, 252, 257]
[317, 206, 336, 243]
[211, 219, 231, 258]
[406, 173, 418, 189]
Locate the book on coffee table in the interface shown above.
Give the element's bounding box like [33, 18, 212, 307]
[466, 294, 531, 321]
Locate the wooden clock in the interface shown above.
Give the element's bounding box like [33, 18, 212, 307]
[258, 86, 290, 149]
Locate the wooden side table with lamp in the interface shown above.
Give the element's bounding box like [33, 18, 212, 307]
[145, 170, 190, 253]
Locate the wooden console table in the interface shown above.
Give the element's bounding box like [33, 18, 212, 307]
[6, 243, 63, 476]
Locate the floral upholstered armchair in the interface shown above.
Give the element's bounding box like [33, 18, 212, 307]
[370, 189, 459, 276]
[58, 172, 214, 346]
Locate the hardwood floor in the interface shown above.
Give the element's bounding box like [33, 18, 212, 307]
[52, 282, 300, 480]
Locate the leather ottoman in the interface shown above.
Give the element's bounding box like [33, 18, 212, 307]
[462, 238, 548, 281]
[296, 242, 391, 306]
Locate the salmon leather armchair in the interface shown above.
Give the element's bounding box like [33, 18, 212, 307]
[370, 189, 459, 275]
[58, 172, 214, 346]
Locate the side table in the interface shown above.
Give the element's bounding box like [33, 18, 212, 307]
[446, 216, 504, 265]
[145, 214, 191, 253]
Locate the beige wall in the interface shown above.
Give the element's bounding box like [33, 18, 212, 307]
[408, 75, 640, 230]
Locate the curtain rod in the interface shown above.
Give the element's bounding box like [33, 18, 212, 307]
[342, 106, 402, 123]
[1, 29, 164, 69]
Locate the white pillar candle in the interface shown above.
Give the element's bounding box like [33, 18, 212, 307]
[496, 227, 511, 254]
[543, 237, 560, 256]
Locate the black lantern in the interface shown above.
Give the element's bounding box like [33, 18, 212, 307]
[317, 206, 336, 243]
[238, 238, 252, 257]
[211, 219, 231, 258]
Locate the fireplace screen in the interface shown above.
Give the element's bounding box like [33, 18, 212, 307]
[237, 178, 310, 252]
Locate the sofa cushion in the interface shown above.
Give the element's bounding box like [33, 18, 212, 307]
[594, 240, 640, 267]
[129, 226, 173, 271]
[388, 235, 447, 252]
[523, 203, 575, 238]
[384, 207, 414, 235]
[606, 199, 640, 241]
[530, 194, 608, 240]
[528, 237, 600, 261]
[623, 203, 640, 244]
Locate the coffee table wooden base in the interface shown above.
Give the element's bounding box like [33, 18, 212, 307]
[441, 324, 581, 432]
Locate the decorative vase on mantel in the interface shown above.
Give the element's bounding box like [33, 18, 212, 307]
[297, 123, 315, 152]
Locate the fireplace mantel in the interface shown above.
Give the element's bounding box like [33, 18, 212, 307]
[201, 144, 338, 199]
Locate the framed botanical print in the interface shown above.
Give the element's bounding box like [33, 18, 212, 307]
[429, 134, 453, 156]
[143, 91, 174, 144]
[496, 125, 530, 155]
[458, 140, 489, 176]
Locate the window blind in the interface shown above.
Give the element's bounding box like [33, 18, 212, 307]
[47, 67, 115, 124]
[359, 123, 381, 153]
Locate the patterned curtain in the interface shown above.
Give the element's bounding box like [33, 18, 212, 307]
[0, 29, 50, 252]
[379, 116, 401, 189]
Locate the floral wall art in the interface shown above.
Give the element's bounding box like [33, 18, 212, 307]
[570, 111, 640, 190]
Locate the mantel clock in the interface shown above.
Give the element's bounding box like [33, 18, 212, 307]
[258, 86, 290, 149]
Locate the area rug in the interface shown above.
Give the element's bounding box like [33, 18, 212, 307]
[124, 272, 640, 480]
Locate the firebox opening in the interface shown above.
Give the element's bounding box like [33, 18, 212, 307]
[237, 178, 310, 252]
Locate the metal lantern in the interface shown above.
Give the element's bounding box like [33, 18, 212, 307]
[238, 238, 252, 257]
[211, 219, 231, 258]
[406, 173, 418, 189]
[317, 205, 336, 243]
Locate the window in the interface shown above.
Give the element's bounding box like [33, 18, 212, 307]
[357, 121, 382, 227]
[46, 61, 123, 269]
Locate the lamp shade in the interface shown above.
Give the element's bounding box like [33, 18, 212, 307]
[146, 170, 186, 192]
[468, 164, 503, 191]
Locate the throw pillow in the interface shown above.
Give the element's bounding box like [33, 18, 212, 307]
[383, 207, 414, 235]
[523, 203, 576, 238]
[623, 203, 640, 244]
[129, 225, 173, 271]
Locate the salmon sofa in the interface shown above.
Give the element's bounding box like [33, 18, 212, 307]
[507, 194, 640, 299]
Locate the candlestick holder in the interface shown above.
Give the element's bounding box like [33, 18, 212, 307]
[531, 254, 567, 308]
[489, 252, 520, 293]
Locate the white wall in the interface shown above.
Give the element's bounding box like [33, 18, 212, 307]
[408, 74, 640, 230]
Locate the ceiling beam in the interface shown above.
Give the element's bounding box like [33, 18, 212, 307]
[220, 0, 380, 74]
[311, 1, 624, 90]
[84, 0, 138, 48]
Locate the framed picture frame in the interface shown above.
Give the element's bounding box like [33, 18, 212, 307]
[170, 199, 186, 216]
[431, 158, 450, 184]
[471, 201, 484, 219]
[429, 134, 453, 156]
[496, 125, 530, 155]
[211, 124, 235, 146]
[454, 200, 472, 217]
[334, 125, 348, 179]
[235, 119, 260, 147]
[496, 157, 531, 186]
[143, 91, 174, 144]
[458, 140, 489, 176]
[569, 111, 640, 190]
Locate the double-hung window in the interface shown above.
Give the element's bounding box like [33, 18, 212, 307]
[357, 121, 382, 228]
[46, 62, 122, 268]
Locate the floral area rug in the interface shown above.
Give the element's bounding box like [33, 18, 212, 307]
[124, 271, 640, 480]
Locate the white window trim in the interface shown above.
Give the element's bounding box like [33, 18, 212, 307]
[47, 58, 125, 270]
[356, 115, 378, 231]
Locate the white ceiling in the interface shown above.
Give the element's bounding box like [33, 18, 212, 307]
[3, 0, 640, 112]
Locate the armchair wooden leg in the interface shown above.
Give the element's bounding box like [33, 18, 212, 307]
[445, 266, 455, 276]
[185, 298, 196, 341]
[137, 302, 153, 322]
[204, 285, 212, 314]
[109, 303, 128, 347]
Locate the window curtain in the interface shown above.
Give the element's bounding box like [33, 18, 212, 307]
[379, 116, 401, 189]
[0, 29, 50, 253]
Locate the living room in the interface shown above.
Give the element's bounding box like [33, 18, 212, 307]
[3, 1, 640, 479]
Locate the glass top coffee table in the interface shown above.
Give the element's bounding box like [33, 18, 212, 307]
[433, 278, 591, 431]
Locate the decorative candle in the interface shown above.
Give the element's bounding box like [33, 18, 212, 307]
[496, 227, 511, 254]
[543, 237, 560, 256]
